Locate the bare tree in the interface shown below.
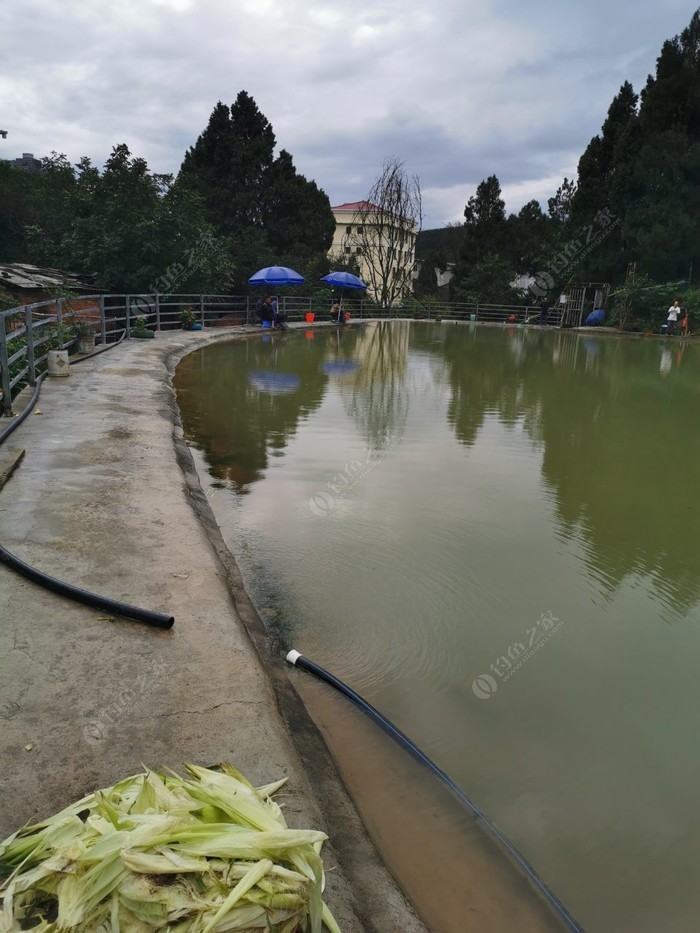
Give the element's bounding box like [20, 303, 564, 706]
[347, 158, 422, 308]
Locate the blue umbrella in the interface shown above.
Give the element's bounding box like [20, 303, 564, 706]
[320, 271, 367, 323]
[320, 271, 367, 290]
[249, 266, 305, 286]
[249, 266, 305, 327]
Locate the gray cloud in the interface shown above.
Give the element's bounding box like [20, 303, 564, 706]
[0, 0, 695, 228]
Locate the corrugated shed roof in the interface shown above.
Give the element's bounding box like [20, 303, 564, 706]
[0, 263, 97, 291]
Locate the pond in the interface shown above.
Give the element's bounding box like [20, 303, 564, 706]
[174, 322, 700, 932]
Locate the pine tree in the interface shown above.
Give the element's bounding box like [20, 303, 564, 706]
[263, 150, 335, 261]
[180, 92, 276, 236]
[622, 11, 700, 282]
[568, 83, 638, 281]
[461, 175, 507, 264]
[506, 199, 550, 274]
[452, 175, 514, 300]
[179, 92, 335, 285]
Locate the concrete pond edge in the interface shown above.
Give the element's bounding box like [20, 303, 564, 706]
[162, 330, 428, 933]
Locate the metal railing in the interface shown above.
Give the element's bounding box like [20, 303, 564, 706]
[1, 293, 569, 415]
[0, 298, 84, 416]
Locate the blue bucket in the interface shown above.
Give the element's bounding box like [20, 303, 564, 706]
[262, 320, 271, 328]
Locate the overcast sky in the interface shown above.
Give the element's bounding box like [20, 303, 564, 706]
[1, 1, 696, 229]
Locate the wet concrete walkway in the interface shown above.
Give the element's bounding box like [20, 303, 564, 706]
[0, 327, 426, 932]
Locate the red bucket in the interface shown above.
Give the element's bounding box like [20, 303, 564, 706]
[305, 312, 315, 323]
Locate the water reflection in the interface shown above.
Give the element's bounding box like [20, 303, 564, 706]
[176, 326, 700, 614]
[337, 321, 410, 445]
[174, 334, 328, 491]
[248, 371, 300, 394]
[436, 326, 700, 614]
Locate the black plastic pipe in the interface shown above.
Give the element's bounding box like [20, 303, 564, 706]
[0, 544, 174, 629]
[0, 374, 46, 447]
[69, 330, 126, 366]
[286, 648, 583, 932]
[0, 330, 173, 630]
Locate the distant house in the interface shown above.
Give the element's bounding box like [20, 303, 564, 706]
[4, 152, 43, 174]
[412, 259, 455, 297]
[329, 201, 417, 305]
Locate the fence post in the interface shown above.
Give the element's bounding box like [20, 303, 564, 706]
[100, 295, 107, 345]
[0, 315, 12, 415]
[245, 296, 250, 326]
[155, 294, 161, 332]
[24, 306, 36, 387]
[56, 297, 63, 324]
[475, 301, 479, 322]
[199, 295, 205, 327]
[125, 295, 131, 337]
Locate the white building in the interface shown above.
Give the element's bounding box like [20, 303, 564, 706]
[329, 201, 417, 305]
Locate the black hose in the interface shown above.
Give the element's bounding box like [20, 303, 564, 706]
[0, 331, 173, 630]
[0, 544, 174, 629]
[286, 649, 583, 932]
[0, 374, 46, 447]
[69, 330, 126, 366]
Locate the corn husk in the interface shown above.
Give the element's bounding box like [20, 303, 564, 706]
[0, 764, 340, 932]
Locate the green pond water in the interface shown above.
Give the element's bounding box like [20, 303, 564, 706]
[174, 322, 700, 932]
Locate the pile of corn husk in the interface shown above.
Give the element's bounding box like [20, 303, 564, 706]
[0, 764, 341, 932]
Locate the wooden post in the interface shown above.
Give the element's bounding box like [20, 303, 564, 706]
[199, 295, 205, 327]
[155, 294, 161, 332]
[125, 295, 131, 337]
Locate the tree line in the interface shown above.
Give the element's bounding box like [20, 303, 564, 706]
[416, 10, 700, 326]
[0, 91, 339, 300]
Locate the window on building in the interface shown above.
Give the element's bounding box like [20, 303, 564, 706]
[346, 225, 352, 235]
[355, 246, 363, 255]
[356, 225, 364, 233]
[344, 246, 351, 254]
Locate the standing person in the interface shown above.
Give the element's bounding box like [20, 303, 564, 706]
[681, 306, 689, 336]
[270, 296, 280, 328]
[538, 301, 550, 326]
[666, 299, 681, 335]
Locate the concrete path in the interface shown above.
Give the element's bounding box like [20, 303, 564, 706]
[0, 328, 426, 932]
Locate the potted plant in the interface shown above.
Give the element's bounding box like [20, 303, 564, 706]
[46, 322, 74, 377]
[181, 307, 202, 330]
[71, 318, 96, 353]
[131, 315, 154, 339]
